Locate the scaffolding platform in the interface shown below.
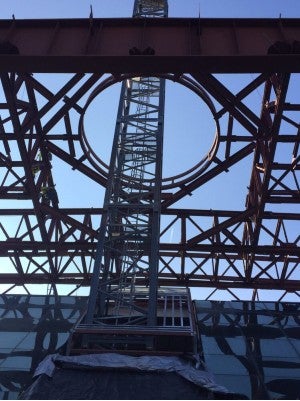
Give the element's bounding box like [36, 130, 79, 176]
[67, 287, 198, 356]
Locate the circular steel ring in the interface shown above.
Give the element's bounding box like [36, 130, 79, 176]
[79, 73, 220, 190]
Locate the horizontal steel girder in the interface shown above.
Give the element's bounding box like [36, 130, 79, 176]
[0, 207, 298, 294]
[0, 241, 298, 257]
[0, 18, 300, 72]
[0, 274, 298, 292]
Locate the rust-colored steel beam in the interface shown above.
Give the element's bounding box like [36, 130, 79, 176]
[0, 18, 300, 72]
[0, 273, 298, 292]
[0, 240, 298, 257]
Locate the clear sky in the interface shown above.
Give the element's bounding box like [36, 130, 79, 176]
[0, 0, 300, 19]
[0, 1, 299, 302]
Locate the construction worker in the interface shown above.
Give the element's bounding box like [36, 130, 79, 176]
[40, 185, 59, 206]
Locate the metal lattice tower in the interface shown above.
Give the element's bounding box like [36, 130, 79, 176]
[86, 78, 165, 326]
[69, 0, 196, 354]
[85, 0, 168, 333]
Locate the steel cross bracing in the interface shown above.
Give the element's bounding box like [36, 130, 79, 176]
[86, 81, 165, 325]
[0, 16, 299, 302]
[85, 0, 167, 330]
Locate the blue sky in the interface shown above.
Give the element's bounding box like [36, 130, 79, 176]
[1, 0, 300, 19]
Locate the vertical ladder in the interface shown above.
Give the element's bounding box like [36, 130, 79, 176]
[85, 1, 168, 335]
[67, 0, 197, 356]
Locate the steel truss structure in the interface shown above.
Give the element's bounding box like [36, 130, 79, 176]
[86, 0, 167, 330]
[85, 74, 165, 325]
[0, 15, 299, 302]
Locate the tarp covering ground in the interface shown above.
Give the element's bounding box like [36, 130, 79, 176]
[19, 353, 246, 400]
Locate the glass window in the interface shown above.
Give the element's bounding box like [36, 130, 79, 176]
[0, 356, 32, 370]
[0, 311, 21, 318]
[42, 333, 50, 349]
[55, 333, 69, 349]
[28, 297, 46, 305]
[201, 336, 224, 355]
[0, 390, 21, 399]
[256, 313, 276, 325]
[260, 339, 298, 358]
[204, 354, 249, 375]
[263, 365, 300, 378]
[262, 357, 300, 379]
[226, 337, 247, 355]
[61, 309, 80, 319]
[290, 339, 300, 353]
[16, 333, 37, 349]
[28, 308, 42, 319]
[0, 333, 28, 349]
[228, 301, 244, 310]
[213, 373, 251, 399]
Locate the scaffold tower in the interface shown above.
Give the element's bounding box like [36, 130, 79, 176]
[65, 0, 197, 354]
[86, 1, 166, 324]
